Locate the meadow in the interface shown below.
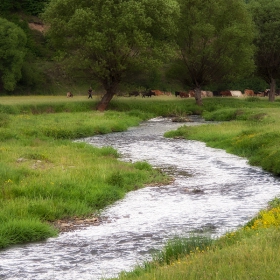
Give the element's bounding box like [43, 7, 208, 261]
[1, 94, 280, 279]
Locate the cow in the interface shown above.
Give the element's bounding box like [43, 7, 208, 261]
[142, 90, 155, 98]
[201, 91, 207, 97]
[151, 90, 164, 96]
[175, 91, 180, 97]
[206, 91, 213, 97]
[220, 90, 232, 97]
[213, 90, 222, 97]
[151, 89, 164, 96]
[129, 91, 140, 97]
[244, 89, 254, 96]
[188, 90, 195, 97]
[67, 92, 73, 97]
[230, 90, 243, 97]
[179, 92, 189, 98]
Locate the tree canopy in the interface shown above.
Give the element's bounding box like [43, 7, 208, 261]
[248, 0, 280, 101]
[169, 0, 256, 105]
[0, 17, 27, 92]
[43, 0, 179, 111]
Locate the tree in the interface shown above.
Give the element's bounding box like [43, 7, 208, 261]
[43, 0, 179, 111]
[169, 0, 255, 105]
[248, 0, 280, 102]
[0, 18, 27, 92]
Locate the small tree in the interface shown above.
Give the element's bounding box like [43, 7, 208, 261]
[43, 0, 179, 111]
[170, 0, 255, 105]
[249, 0, 280, 101]
[0, 18, 27, 92]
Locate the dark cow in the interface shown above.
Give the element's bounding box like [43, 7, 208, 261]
[175, 91, 180, 97]
[213, 90, 222, 97]
[179, 92, 189, 98]
[142, 90, 155, 98]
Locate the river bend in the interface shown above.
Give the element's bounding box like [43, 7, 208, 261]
[0, 116, 280, 280]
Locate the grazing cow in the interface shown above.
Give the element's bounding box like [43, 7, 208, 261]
[151, 90, 164, 96]
[244, 89, 254, 96]
[67, 92, 73, 97]
[220, 90, 232, 97]
[230, 90, 243, 97]
[142, 90, 155, 98]
[179, 92, 189, 98]
[201, 91, 208, 97]
[175, 91, 180, 97]
[188, 90, 195, 97]
[206, 91, 213, 97]
[129, 91, 140, 97]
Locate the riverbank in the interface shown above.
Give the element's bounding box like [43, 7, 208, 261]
[1, 96, 280, 279]
[109, 96, 280, 279]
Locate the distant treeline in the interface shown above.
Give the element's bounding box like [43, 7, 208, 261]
[0, 0, 49, 16]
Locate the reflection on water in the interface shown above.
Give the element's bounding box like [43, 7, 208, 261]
[0, 116, 280, 280]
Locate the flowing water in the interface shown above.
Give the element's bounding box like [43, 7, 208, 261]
[1, 116, 280, 280]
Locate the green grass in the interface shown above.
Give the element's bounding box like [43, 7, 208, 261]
[2, 94, 280, 280]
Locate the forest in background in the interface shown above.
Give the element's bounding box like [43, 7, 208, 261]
[0, 0, 276, 96]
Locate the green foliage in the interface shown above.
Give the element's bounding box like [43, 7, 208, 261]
[43, 0, 180, 109]
[248, 0, 280, 84]
[0, 17, 27, 91]
[0, 0, 49, 16]
[133, 161, 153, 171]
[169, 0, 255, 90]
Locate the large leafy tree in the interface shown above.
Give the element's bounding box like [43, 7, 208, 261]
[0, 18, 27, 92]
[43, 0, 179, 111]
[169, 0, 255, 105]
[248, 0, 280, 102]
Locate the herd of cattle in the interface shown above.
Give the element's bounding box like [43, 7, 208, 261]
[66, 89, 279, 98]
[128, 89, 278, 98]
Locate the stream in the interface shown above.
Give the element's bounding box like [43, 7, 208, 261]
[0, 116, 280, 280]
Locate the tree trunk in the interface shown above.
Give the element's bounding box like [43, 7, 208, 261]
[96, 90, 115, 111]
[269, 78, 276, 102]
[194, 87, 203, 106]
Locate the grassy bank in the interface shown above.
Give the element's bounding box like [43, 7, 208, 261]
[1, 95, 280, 265]
[1, 96, 191, 249]
[165, 97, 280, 175]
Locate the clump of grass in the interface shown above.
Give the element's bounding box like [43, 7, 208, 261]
[0, 218, 57, 249]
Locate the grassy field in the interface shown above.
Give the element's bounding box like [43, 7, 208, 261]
[1, 95, 280, 279]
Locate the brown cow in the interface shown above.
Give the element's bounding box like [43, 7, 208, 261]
[244, 89, 254, 96]
[220, 90, 232, 97]
[179, 92, 189, 98]
[188, 90, 195, 97]
[67, 92, 73, 97]
[151, 90, 164, 96]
